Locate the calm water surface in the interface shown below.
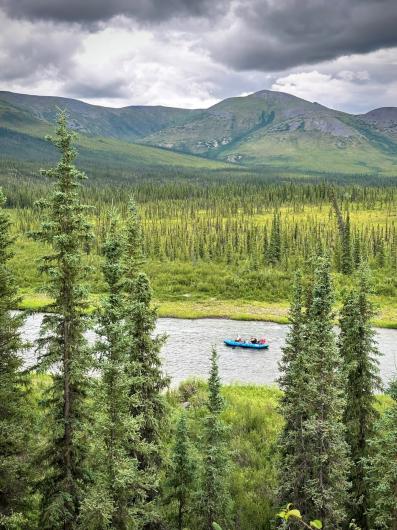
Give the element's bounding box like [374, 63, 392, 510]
[22, 314, 397, 387]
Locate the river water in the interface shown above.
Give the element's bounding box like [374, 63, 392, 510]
[21, 314, 397, 387]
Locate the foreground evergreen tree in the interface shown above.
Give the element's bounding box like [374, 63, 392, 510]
[301, 258, 349, 527]
[280, 258, 349, 527]
[80, 219, 139, 530]
[33, 112, 93, 530]
[166, 411, 197, 530]
[278, 271, 309, 513]
[124, 201, 169, 528]
[0, 191, 32, 529]
[339, 266, 381, 529]
[367, 379, 397, 529]
[197, 348, 232, 530]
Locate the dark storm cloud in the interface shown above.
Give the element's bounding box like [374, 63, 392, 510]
[0, 15, 80, 83]
[2, 0, 397, 72]
[210, 0, 397, 71]
[0, 0, 396, 111]
[0, 0, 226, 24]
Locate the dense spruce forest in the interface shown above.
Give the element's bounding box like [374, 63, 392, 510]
[0, 157, 396, 325]
[1, 114, 397, 530]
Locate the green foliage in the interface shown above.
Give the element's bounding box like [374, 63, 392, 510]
[279, 258, 350, 528]
[31, 111, 93, 530]
[268, 210, 282, 266]
[366, 380, 397, 529]
[222, 385, 282, 530]
[302, 258, 350, 527]
[79, 218, 139, 529]
[0, 190, 33, 529]
[197, 349, 233, 530]
[123, 201, 169, 528]
[339, 266, 382, 529]
[163, 381, 283, 530]
[277, 504, 323, 528]
[165, 411, 197, 530]
[278, 271, 308, 513]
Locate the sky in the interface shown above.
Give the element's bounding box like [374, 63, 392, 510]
[0, 0, 396, 113]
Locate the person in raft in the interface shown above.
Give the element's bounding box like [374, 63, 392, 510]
[250, 337, 258, 344]
[258, 337, 267, 344]
[235, 335, 243, 342]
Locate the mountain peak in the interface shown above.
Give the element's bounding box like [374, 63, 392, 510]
[359, 107, 397, 138]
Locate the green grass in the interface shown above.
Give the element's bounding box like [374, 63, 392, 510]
[17, 292, 397, 328]
[219, 131, 397, 176]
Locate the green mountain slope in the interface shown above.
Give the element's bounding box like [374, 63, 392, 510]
[1, 89, 396, 177]
[0, 95, 230, 175]
[140, 90, 397, 175]
[0, 91, 200, 141]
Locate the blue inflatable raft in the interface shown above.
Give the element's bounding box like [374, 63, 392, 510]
[224, 340, 269, 349]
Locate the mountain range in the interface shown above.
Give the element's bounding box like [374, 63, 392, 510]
[1, 89, 397, 177]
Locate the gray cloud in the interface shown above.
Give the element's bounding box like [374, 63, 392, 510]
[0, 13, 80, 83]
[2, 0, 397, 74]
[209, 0, 397, 71]
[0, 0, 227, 24]
[64, 79, 130, 100]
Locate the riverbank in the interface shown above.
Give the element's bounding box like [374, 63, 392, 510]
[17, 292, 397, 329]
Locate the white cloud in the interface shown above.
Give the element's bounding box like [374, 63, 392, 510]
[337, 70, 369, 81]
[66, 23, 222, 108]
[271, 49, 397, 113]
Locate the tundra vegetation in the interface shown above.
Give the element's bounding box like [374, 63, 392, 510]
[0, 114, 396, 530]
[1, 173, 397, 325]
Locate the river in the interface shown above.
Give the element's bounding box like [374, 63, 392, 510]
[21, 314, 397, 387]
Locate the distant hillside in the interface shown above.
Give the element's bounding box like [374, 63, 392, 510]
[359, 107, 397, 139]
[0, 92, 229, 178]
[1, 89, 397, 177]
[140, 90, 397, 175]
[0, 91, 199, 141]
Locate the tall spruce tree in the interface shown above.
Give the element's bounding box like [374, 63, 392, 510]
[339, 266, 381, 529]
[197, 348, 232, 530]
[366, 379, 397, 529]
[124, 200, 169, 528]
[278, 271, 310, 514]
[268, 210, 282, 266]
[341, 212, 353, 275]
[32, 112, 93, 530]
[331, 190, 352, 274]
[0, 191, 32, 529]
[280, 258, 349, 527]
[166, 411, 197, 530]
[301, 257, 350, 527]
[80, 218, 139, 530]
